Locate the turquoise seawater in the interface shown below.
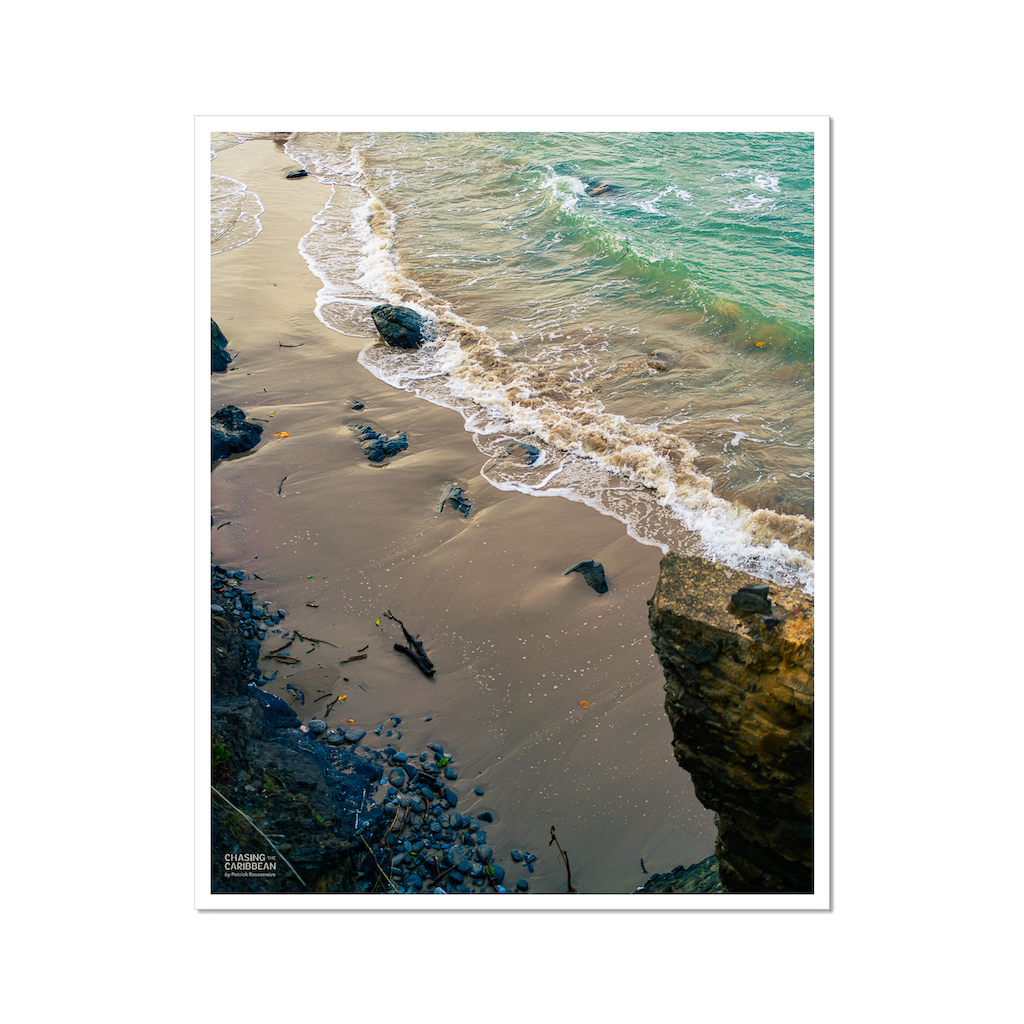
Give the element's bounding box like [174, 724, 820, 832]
[215, 131, 817, 591]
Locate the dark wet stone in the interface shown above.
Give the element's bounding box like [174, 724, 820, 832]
[474, 787, 485, 795]
[285, 167, 308, 178]
[350, 399, 365, 410]
[444, 767, 458, 780]
[437, 483, 472, 517]
[392, 752, 408, 763]
[343, 728, 367, 742]
[477, 845, 493, 863]
[564, 559, 609, 593]
[211, 406, 263, 465]
[444, 787, 458, 807]
[307, 719, 327, 734]
[516, 878, 529, 891]
[477, 811, 493, 823]
[388, 769, 406, 788]
[510, 849, 524, 862]
[489, 864, 505, 884]
[370, 304, 431, 350]
[350, 423, 408, 463]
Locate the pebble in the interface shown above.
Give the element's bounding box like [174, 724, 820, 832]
[392, 752, 408, 763]
[477, 845, 493, 864]
[474, 787, 485, 795]
[478, 811, 493, 823]
[308, 719, 327, 734]
[516, 878, 529, 892]
[510, 849, 524, 862]
[490, 864, 505, 884]
[325, 732, 345, 745]
[344, 728, 367, 742]
[444, 788, 458, 807]
[388, 769, 405, 788]
[444, 767, 458, 780]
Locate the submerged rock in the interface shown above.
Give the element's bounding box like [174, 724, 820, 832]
[211, 319, 232, 372]
[586, 183, 621, 197]
[564, 559, 609, 593]
[505, 440, 542, 465]
[211, 406, 263, 464]
[370, 304, 431, 349]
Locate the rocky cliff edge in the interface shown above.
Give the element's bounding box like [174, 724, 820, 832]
[648, 553, 814, 894]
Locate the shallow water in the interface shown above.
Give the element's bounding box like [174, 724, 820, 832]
[282, 131, 816, 592]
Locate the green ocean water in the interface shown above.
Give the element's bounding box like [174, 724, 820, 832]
[217, 131, 817, 590]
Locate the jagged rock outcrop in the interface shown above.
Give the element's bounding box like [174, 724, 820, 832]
[648, 553, 814, 894]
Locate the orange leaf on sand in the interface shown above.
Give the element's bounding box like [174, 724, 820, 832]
[273, 431, 291, 439]
[754, 341, 766, 348]
[347, 719, 355, 723]
[580, 701, 590, 709]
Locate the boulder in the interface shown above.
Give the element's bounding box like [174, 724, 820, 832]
[370, 304, 430, 349]
[211, 406, 263, 465]
[648, 553, 814, 893]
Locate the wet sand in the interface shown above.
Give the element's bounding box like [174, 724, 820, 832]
[208, 138, 716, 896]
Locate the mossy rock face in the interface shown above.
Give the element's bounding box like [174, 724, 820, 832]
[648, 553, 814, 894]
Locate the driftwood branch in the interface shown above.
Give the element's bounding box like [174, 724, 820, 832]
[549, 825, 577, 894]
[384, 610, 435, 677]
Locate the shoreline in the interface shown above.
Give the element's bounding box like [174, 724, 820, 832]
[207, 137, 718, 896]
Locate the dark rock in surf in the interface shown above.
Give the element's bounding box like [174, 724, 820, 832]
[585, 183, 621, 197]
[505, 441, 541, 465]
[564, 559, 609, 594]
[437, 483, 472, 517]
[211, 406, 263, 465]
[285, 168, 308, 179]
[370, 304, 430, 350]
[350, 424, 409, 462]
[211, 319, 232, 372]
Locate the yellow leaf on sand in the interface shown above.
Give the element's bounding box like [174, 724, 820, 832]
[273, 431, 290, 439]
[580, 701, 590, 709]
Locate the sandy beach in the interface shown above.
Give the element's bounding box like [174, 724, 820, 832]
[209, 137, 717, 895]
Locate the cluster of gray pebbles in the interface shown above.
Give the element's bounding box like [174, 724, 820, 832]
[357, 740, 539, 894]
[212, 563, 538, 894]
